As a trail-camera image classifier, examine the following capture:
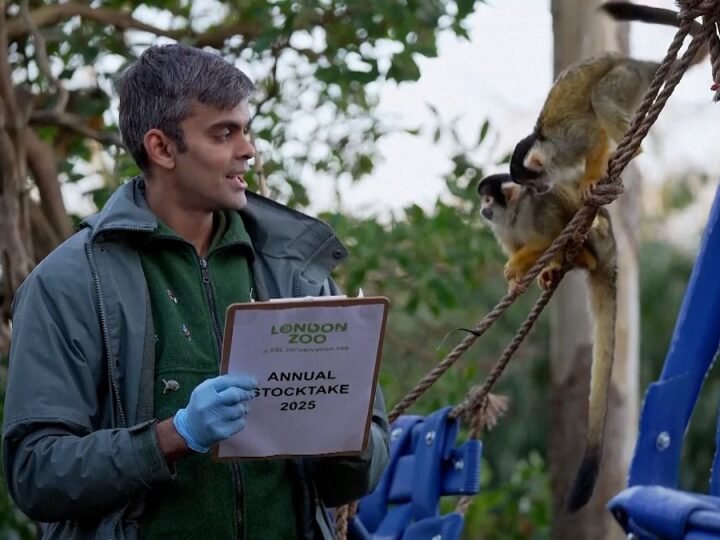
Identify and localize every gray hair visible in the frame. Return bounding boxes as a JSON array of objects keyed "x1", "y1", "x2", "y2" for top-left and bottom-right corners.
[{"x1": 117, "y1": 44, "x2": 255, "y2": 171}]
